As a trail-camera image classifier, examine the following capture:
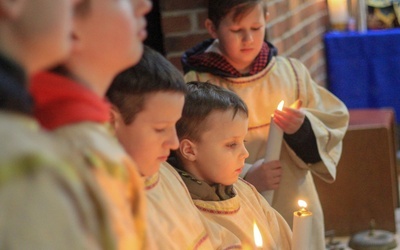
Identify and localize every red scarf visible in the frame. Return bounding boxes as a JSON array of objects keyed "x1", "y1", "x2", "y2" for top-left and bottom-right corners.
[
  {"x1": 187, "y1": 42, "x2": 270, "y2": 77},
  {"x1": 30, "y1": 72, "x2": 110, "y2": 130}
]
